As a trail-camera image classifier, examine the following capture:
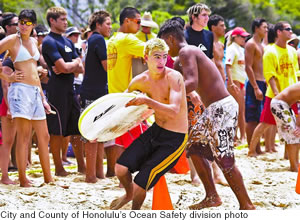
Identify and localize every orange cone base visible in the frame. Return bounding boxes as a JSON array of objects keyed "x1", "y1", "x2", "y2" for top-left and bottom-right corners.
[
  {"x1": 152, "y1": 176, "x2": 173, "y2": 210},
  {"x1": 296, "y1": 164, "x2": 300, "y2": 194}
]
